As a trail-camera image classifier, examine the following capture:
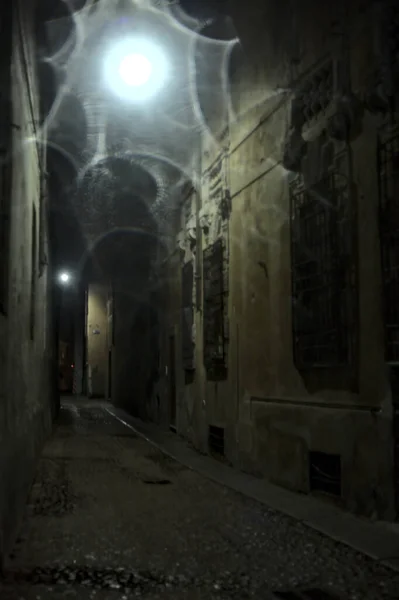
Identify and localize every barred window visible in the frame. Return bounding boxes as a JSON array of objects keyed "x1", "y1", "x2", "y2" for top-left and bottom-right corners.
[
  {"x1": 290, "y1": 172, "x2": 356, "y2": 368},
  {"x1": 38, "y1": 173, "x2": 48, "y2": 277},
  {"x1": 0, "y1": 152, "x2": 11, "y2": 315},
  {"x1": 182, "y1": 260, "x2": 194, "y2": 371},
  {"x1": 203, "y1": 239, "x2": 227, "y2": 378},
  {"x1": 379, "y1": 130, "x2": 399, "y2": 363},
  {"x1": 297, "y1": 61, "x2": 334, "y2": 124},
  {"x1": 30, "y1": 205, "x2": 37, "y2": 340},
  {"x1": 0, "y1": 6, "x2": 12, "y2": 314}
]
